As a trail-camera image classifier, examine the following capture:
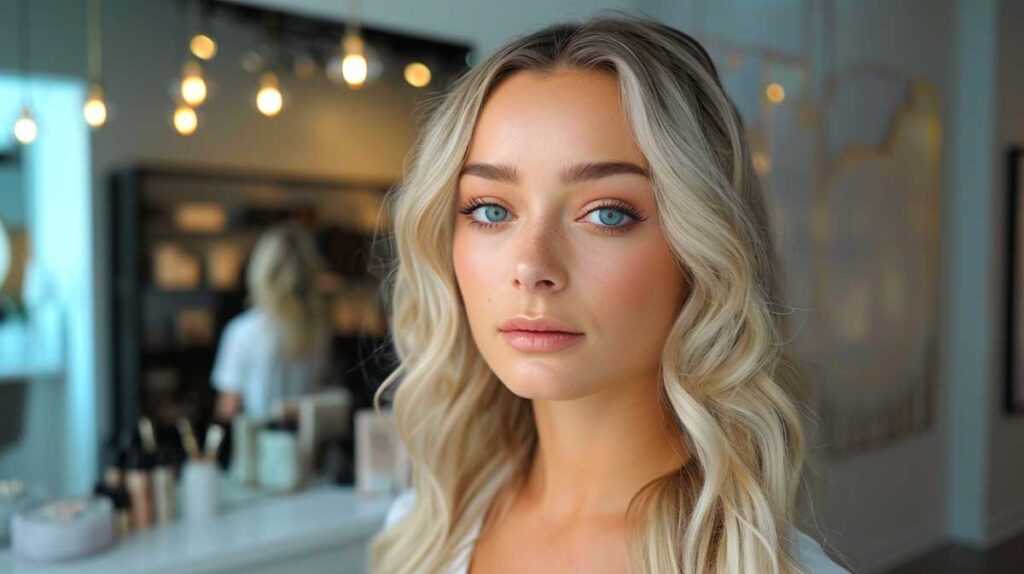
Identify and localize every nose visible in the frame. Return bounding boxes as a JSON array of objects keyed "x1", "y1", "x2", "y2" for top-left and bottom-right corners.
[{"x1": 511, "y1": 220, "x2": 568, "y2": 294}]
